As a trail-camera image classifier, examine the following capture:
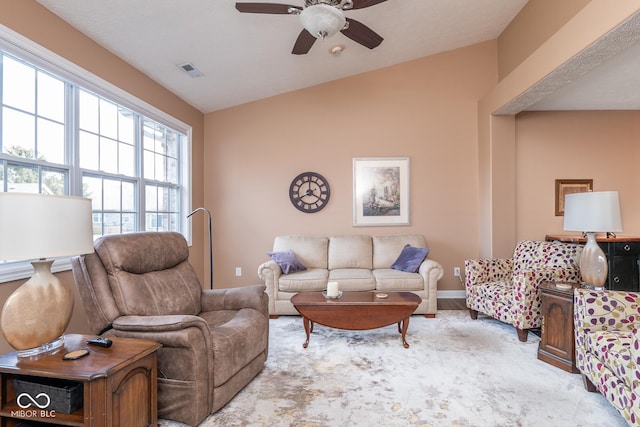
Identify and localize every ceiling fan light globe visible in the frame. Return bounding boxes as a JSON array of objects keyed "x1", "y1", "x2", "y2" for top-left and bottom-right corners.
[{"x1": 300, "y1": 4, "x2": 346, "y2": 40}]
